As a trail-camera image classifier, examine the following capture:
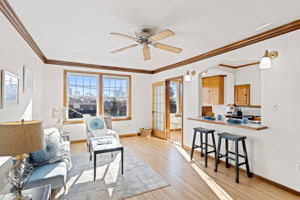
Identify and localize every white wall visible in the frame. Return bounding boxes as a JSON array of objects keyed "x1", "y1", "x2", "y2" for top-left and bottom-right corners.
[
  {"x1": 42, "y1": 65, "x2": 152, "y2": 141},
  {"x1": 0, "y1": 14, "x2": 44, "y2": 193},
  {"x1": 153, "y1": 30, "x2": 300, "y2": 191},
  {"x1": 235, "y1": 65, "x2": 261, "y2": 105}
]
